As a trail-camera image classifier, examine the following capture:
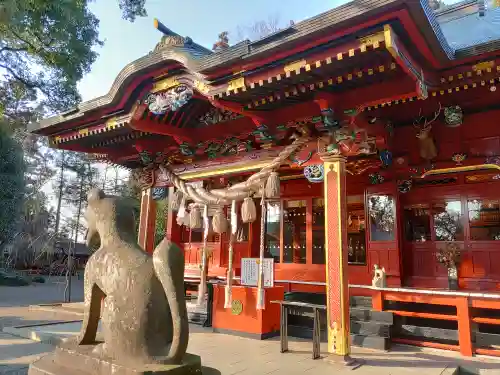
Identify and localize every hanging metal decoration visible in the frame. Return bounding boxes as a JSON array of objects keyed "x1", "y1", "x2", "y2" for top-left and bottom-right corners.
[
  {"x1": 152, "y1": 187, "x2": 168, "y2": 200},
  {"x1": 290, "y1": 151, "x2": 313, "y2": 166},
  {"x1": 397, "y1": 179, "x2": 412, "y2": 194},
  {"x1": 139, "y1": 150, "x2": 154, "y2": 165},
  {"x1": 452, "y1": 152, "x2": 467, "y2": 165},
  {"x1": 304, "y1": 164, "x2": 324, "y2": 183},
  {"x1": 444, "y1": 105, "x2": 463, "y2": 127},
  {"x1": 179, "y1": 142, "x2": 195, "y2": 157},
  {"x1": 145, "y1": 84, "x2": 193, "y2": 115},
  {"x1": 369, "y1": 172, "x2": 385, "y2": 185},
  {"x1": 321, "y1": 108, "x2": 340, "y2": 130},
  {"x1": 379, "y1": 149, "x2": 393, "y2": 168}
]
